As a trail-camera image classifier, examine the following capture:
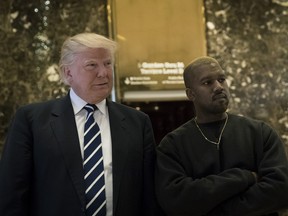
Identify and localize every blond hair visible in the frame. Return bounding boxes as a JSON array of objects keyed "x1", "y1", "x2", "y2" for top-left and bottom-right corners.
[{"x1": 59, "y1": 33, "x2": 117, "y2": 84}]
